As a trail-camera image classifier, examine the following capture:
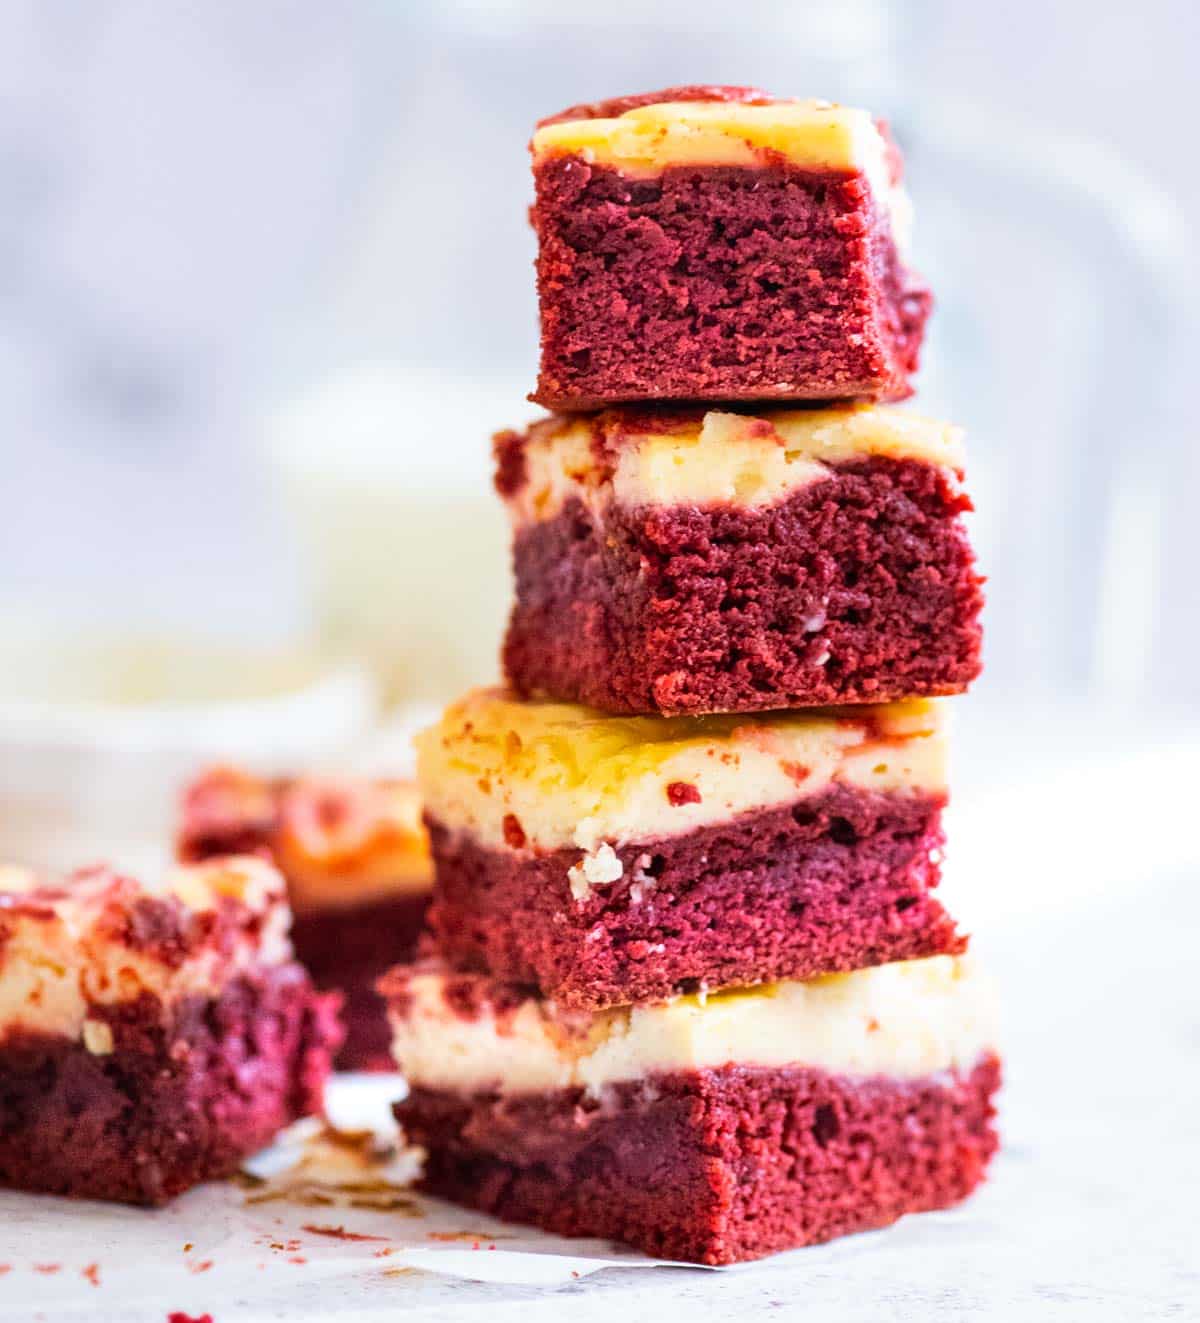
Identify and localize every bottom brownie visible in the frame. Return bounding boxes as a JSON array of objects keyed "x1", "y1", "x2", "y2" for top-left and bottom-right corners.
[
  {"x1": 400, "y1": 1056, "x2": 999, "y2": 1265},
  {"x1": 293, "y1": 893, "x2": 429, "y2": 1071},
  {"x1": 0, "y1": 965, "x2": 341, "y2": 1205}
]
